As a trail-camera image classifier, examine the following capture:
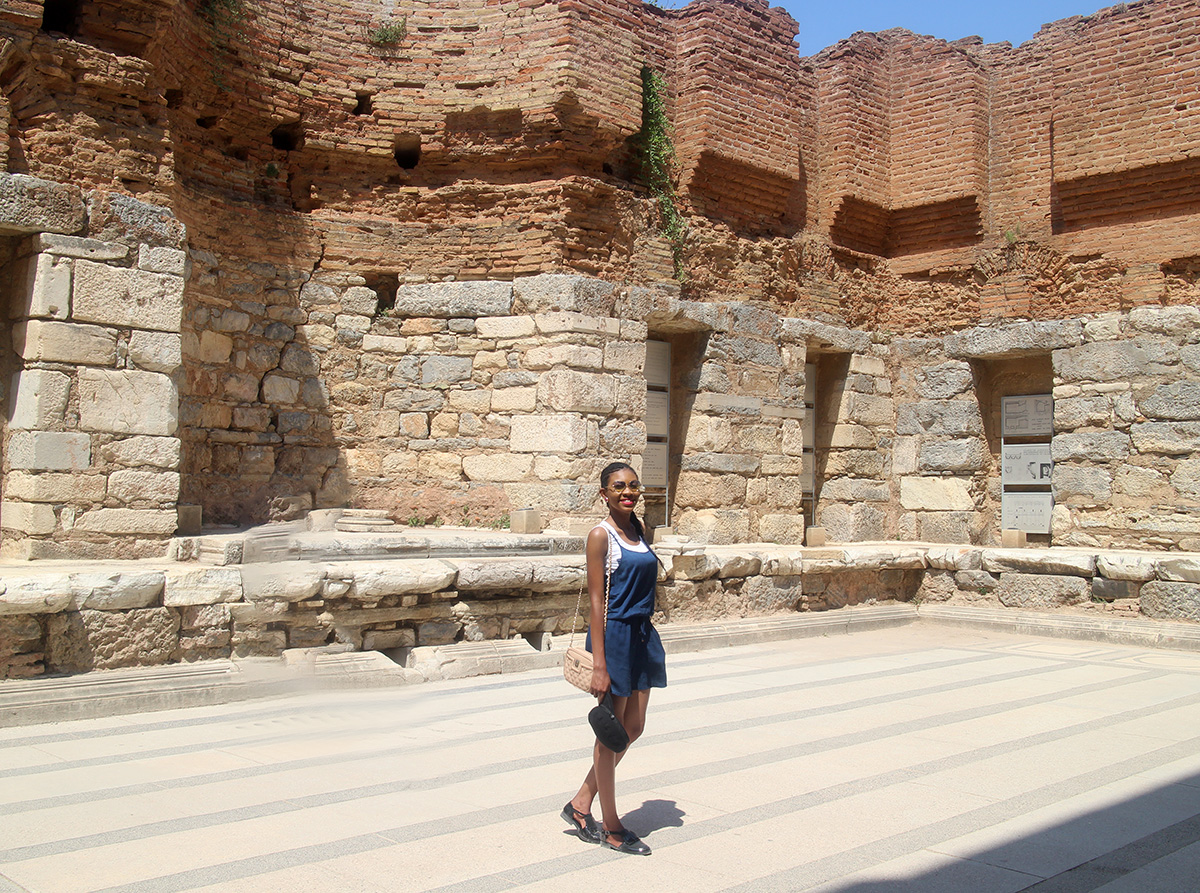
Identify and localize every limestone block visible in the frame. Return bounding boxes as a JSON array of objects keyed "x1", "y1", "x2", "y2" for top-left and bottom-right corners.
[
  {"x1": 0, "y1": 172, "x2": 86, "y2": 235},
  {"x1": 1171, "y1": 459, "x2": 1200, "y2": 500},
  {"x1": 1138, "y1": 381, "x2": 1200, "y2": 421},
  {"x1": 759, "y1": 513, "x2": 806, "y2": 544},
  {"x1": 352, "y1": 560, "x2": 457, "y2": 598},
  {"x1": 675, "y1": 472, "x2": 747, "y2": 508},
  {"x1": 101, "y1": 435, "x2": 181, "y2": 469},
  {"x1": 1052, "y1": 466, "x2": 1112, "y2": 504},
  {"x1": 820, "y1": 478, "x2": 890, "y2": 502},
  {"x1": 536, "y1": 369, "x2": 615, "y2": 414},
  {"x1": 1130, "y1": 421, "x2": 1200, "y2": 456},
  {"x1": 298, "y1": 323, "x2": 336, "y2": 347},
  {"x1": 394, "y1": 281, "x2": 512, "y2": 318},
  {"x1": 981, "y1": 549, "x2": 1095, "y2": 577},
  {"x1": 925, "y1": 545, "x2": 981, "y2": 571},
  {"x1": 1, "y1": 502, "x2": 56, "y2": 534},
  {"x1": 0, "y1": 571, "x2": 73, "y2": 615},
  {"x1": 362, "y1": 333, "x2": 408, "y2": 354},
  {"x1": 841, "y1": 393, "x2": 894, "y2": 427},
  {"x1": 417, "y1": 451, "x2": 463, "y2": 480},
  {"x1": 197, "y1": 330, "x2": 233, "y2": 364},
  {"x1": 916, "y1": 361, "x2": 973, "y2": 399},
  {"x1": 261, "y1": 373, "x2": 300, "y2": 404},
  {"x1": 475, "y1": 316, "x2": 535, "y2": 339},
  {"x1": 74, "y1": 508, "x2": 178, "y2": 535},
  {"x1": 79, "y1": 369, "x2": 178, "y2": 435},
  {"x1": 512, "y1": 274, "x2": 618, "y2": 316},
  {"x1": 108, "y1": 469, "x2": 181, "y2": 504},
  {"x1": 899, "y1": 477, "x2": 973, "y2": 511},
  {"x1": 472, "y1": 350, "x2": 507, "y2": 371},
  {"x1": 137, "y1": 245, "x2": 187, "y2": 275},
  {"x1": 681, "y1": 452, "x2": 760, "y2": 474},
  {"x1": 1051, "y1": 431, "x2": 1130, "y2": 462},
  {"x1": 12, "y1": 319, "x2": 117, "y2": 365},
  {"x1": 492, "y1": 370, "x2": 538, "y2": 388},
  {"x1": 363, "y1": 628, "x2": 417, "y2": 651},
  {"x1": 241, "y1": 562, "x2": 325, "y2": 602},
  {"x1": 534, "y1": 311, "x2": 618, "y2": 337},
  {"x1": 340, "y1": 286, "x2": 378, "y2": 316},
  {"x1": 917, "y1": 511, "x2": 974, "y2": 543},
  {"x1": 918, "y1": 439, "x2": 987, "y2": 473},
  {"x1": 398, "y1": 413, "x2": 429, "y2": 438},
  {"x1": 674, "y1": 508, "x2": 750, "y2": 545},
  {"x1": 1092, "y1": 578, "x2": 1140, "y2": 602},
  {"x1": 996, "y1": 572, "x2": 1090, "y2": 608},
  {"x1": 604, "y1": 342, "x2": 645, "y2": 375},
  {"x1": 523, "y1": 344, "x2": 604, "y2": 371},
  {"x1": 504, "y1": 481, "x2": 594, "y2": 514},
  {"x1": 1139, "y1": 581, "x2": 1200, "y2": 622},
  {"x1": 129, "y1": 331, "x2": 182, "y2": 373},
  {"x1": 162, "y1": 567, "x2": 244, "y2": 606},
  {"x1": 447, "y1": 389, "x2": 490, "y2": 414},
  {"x1": 9, "y1": 369, "x2": 70, "y2": 430},
  {"x1": 4, "y1": 471, "x2": 105, "y2": 503},
  {"x1": 849, "y1": 354, "x2": 887, "y2": 376},
  {"x1": 420, "y1": 356, "x2": 473, "y2": 387},
  {"x1": 818, "y1": 503, "x2": 887, "y2": 541},
  {"x1": 944, "y1": 319, "x2": 1082, "y2": 359},
  {"x1": 70, "y1": 571, "x2": 164, "y2": 610},
  {"x1": 455, "y1": 559, "x2": 535, "y2": 590},
  {"x1": 511, "y1": 414, "x2": 588, "y2": 453},
  {"x1": 896, "y1": 401, "x2": 983, "y2": 437},
  {"x1": 1096, "y1": 554, "x2": 1157, "y2": 582},
  {"x1": 35, "y1": 233, "x2": 128, "y2": 261},
  {"x1": 335, "y1": 314, "x2": 371, "y2": 335},
  {"x1": 1001, "y1": 528, "x2": 1027, "y2": 548},
  {"x1": 780, "y1": 318, "x2": 871, "y2": 352},
  {"x1": 6, "y1": 431, "x2": 90, "y2": 471},
  {"x1": 1158, "y1": 557, "x2": 1200, "y2": 584},
  {"x1": 16, "y1": 253, "x2": 71, "y2": 320},
  {"x1": 760, "y1": 454, "x2": 805, "y2": 475},
  {"x1": 463, "y1": 453, "x2": 533, "y2": 482},
  {"x1": 1128, "y1": 305, "x2": 1200, "y2": 335},
  {"x1": 1055, "y1": 339, "x2": 1177, "y2": 383},
  {"x1": 510, "y1": 508, "x2": 542, "y2": 535},
  {"x1": 46, "y1": 607, "x2": 179, "y2": 672},
  {"x1": 828, "y1": 424, "x2": 877, "y2": 449},
  {"x1": 684, "y1": 416, "x2": 733, "y2": 452},
  {"x1": 73, "y1": 260, "x2": 183, "y2": 332},
  {"x1": 1054, "y1": 396, "x2": 1111, "y2": 430},
  {"x1": 692, "y1": 394, "x2": 762, "y2": 416},
  {"x1": 491, "y1": 387, "x2": 537, "y2": 412}
]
